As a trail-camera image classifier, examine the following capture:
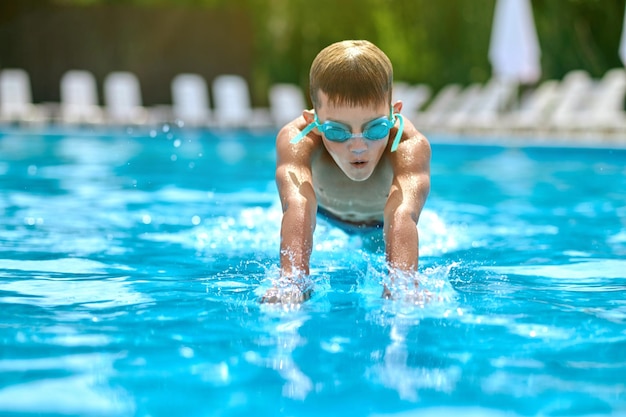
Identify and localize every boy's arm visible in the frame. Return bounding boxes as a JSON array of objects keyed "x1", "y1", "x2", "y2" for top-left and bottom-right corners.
[
  {"x1": 276, "y1": 125, "x2": 317, "y2": 277},
  {"x1": 262, "y1": 120, "x2": 318, "y2": 303},
  {"x1": 383, "y1": 119, "x2": 431, "y2": 274}
]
